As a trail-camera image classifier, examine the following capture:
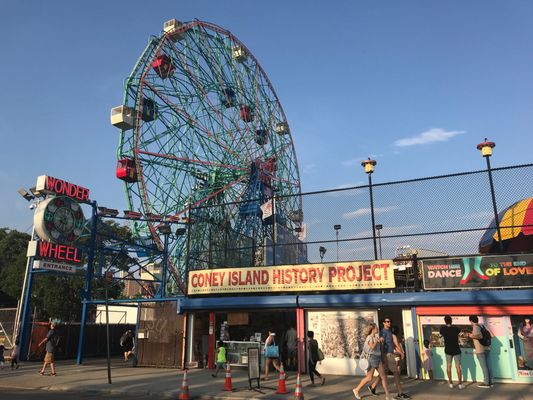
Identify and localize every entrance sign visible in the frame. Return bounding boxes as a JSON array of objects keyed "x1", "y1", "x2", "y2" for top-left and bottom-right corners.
[
  {"x1": 422, "y1": 254, "x2": 533, "y2": 290},
  {"x1": 188, "y1": 260, "x2": 395, "y2": 295},
  {"x1": 34, "y1": 259, "x2": 79, "y2": 274}
]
